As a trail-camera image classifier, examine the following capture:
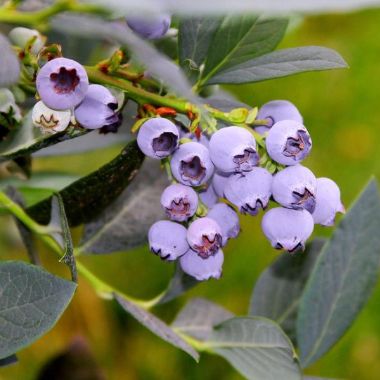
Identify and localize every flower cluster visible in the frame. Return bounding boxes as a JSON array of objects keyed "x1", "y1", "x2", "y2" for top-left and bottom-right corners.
[
  {"x1": 139, "y1": 100, "x2": 344, "y2": 281},
  {"x1": 32, "y1": 57, "x2": 122, "y2": 134}
]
